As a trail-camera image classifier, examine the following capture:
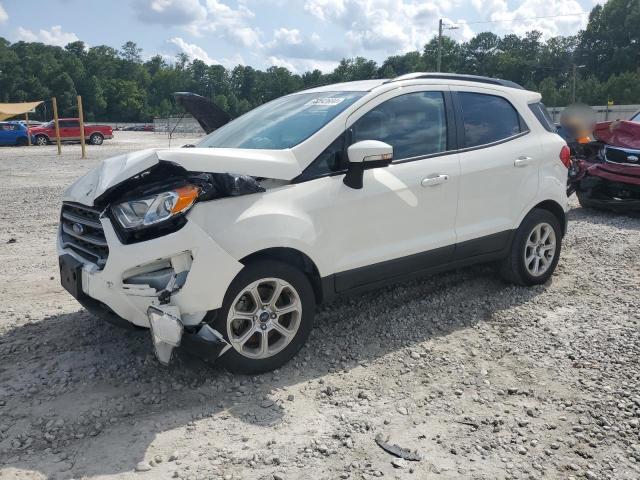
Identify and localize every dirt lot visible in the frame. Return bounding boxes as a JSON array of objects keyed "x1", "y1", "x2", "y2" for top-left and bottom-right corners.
[{"x1": 0, "y1": 132, "x2": 639, "y2": 480}]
